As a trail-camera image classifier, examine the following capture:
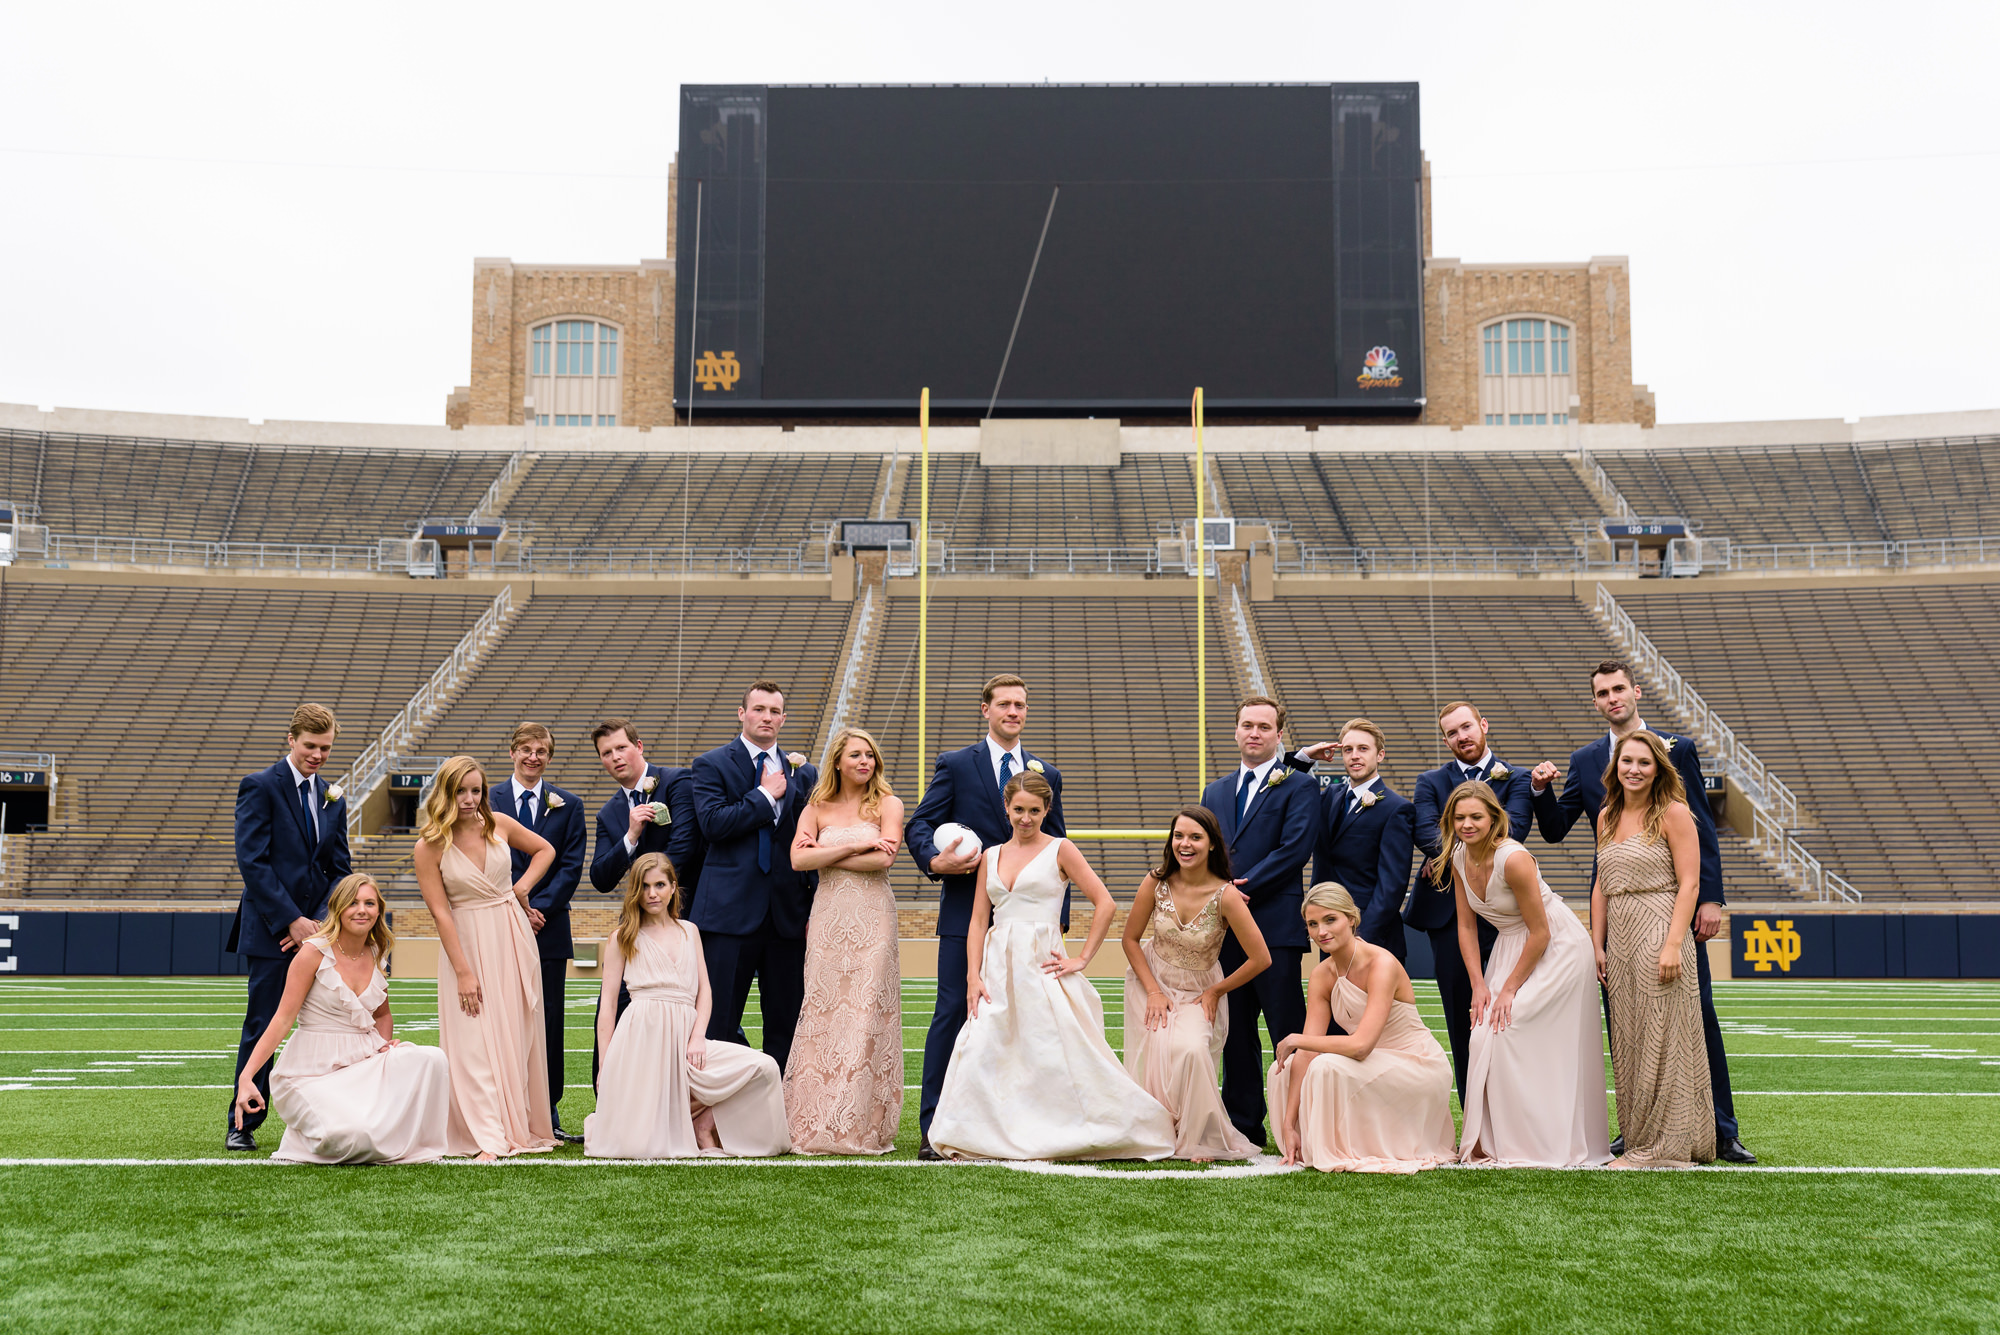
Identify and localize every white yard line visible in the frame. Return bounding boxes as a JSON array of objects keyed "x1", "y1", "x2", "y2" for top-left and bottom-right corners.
[{"x1": 0, "y1": 1156, "x2": 1993, "y2": 1177}]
